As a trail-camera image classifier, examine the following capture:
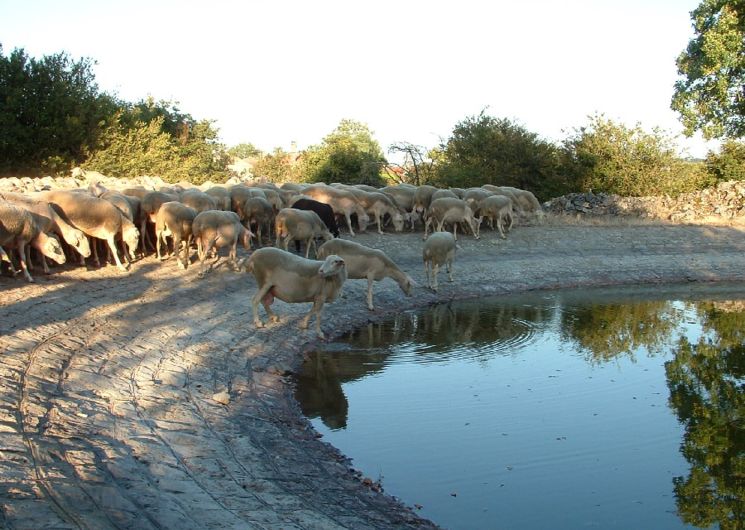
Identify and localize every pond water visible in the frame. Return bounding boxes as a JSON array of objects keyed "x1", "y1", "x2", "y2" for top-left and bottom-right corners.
[{"x1": 294, "y1": 284, "x2": 745, "y2": 530}]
